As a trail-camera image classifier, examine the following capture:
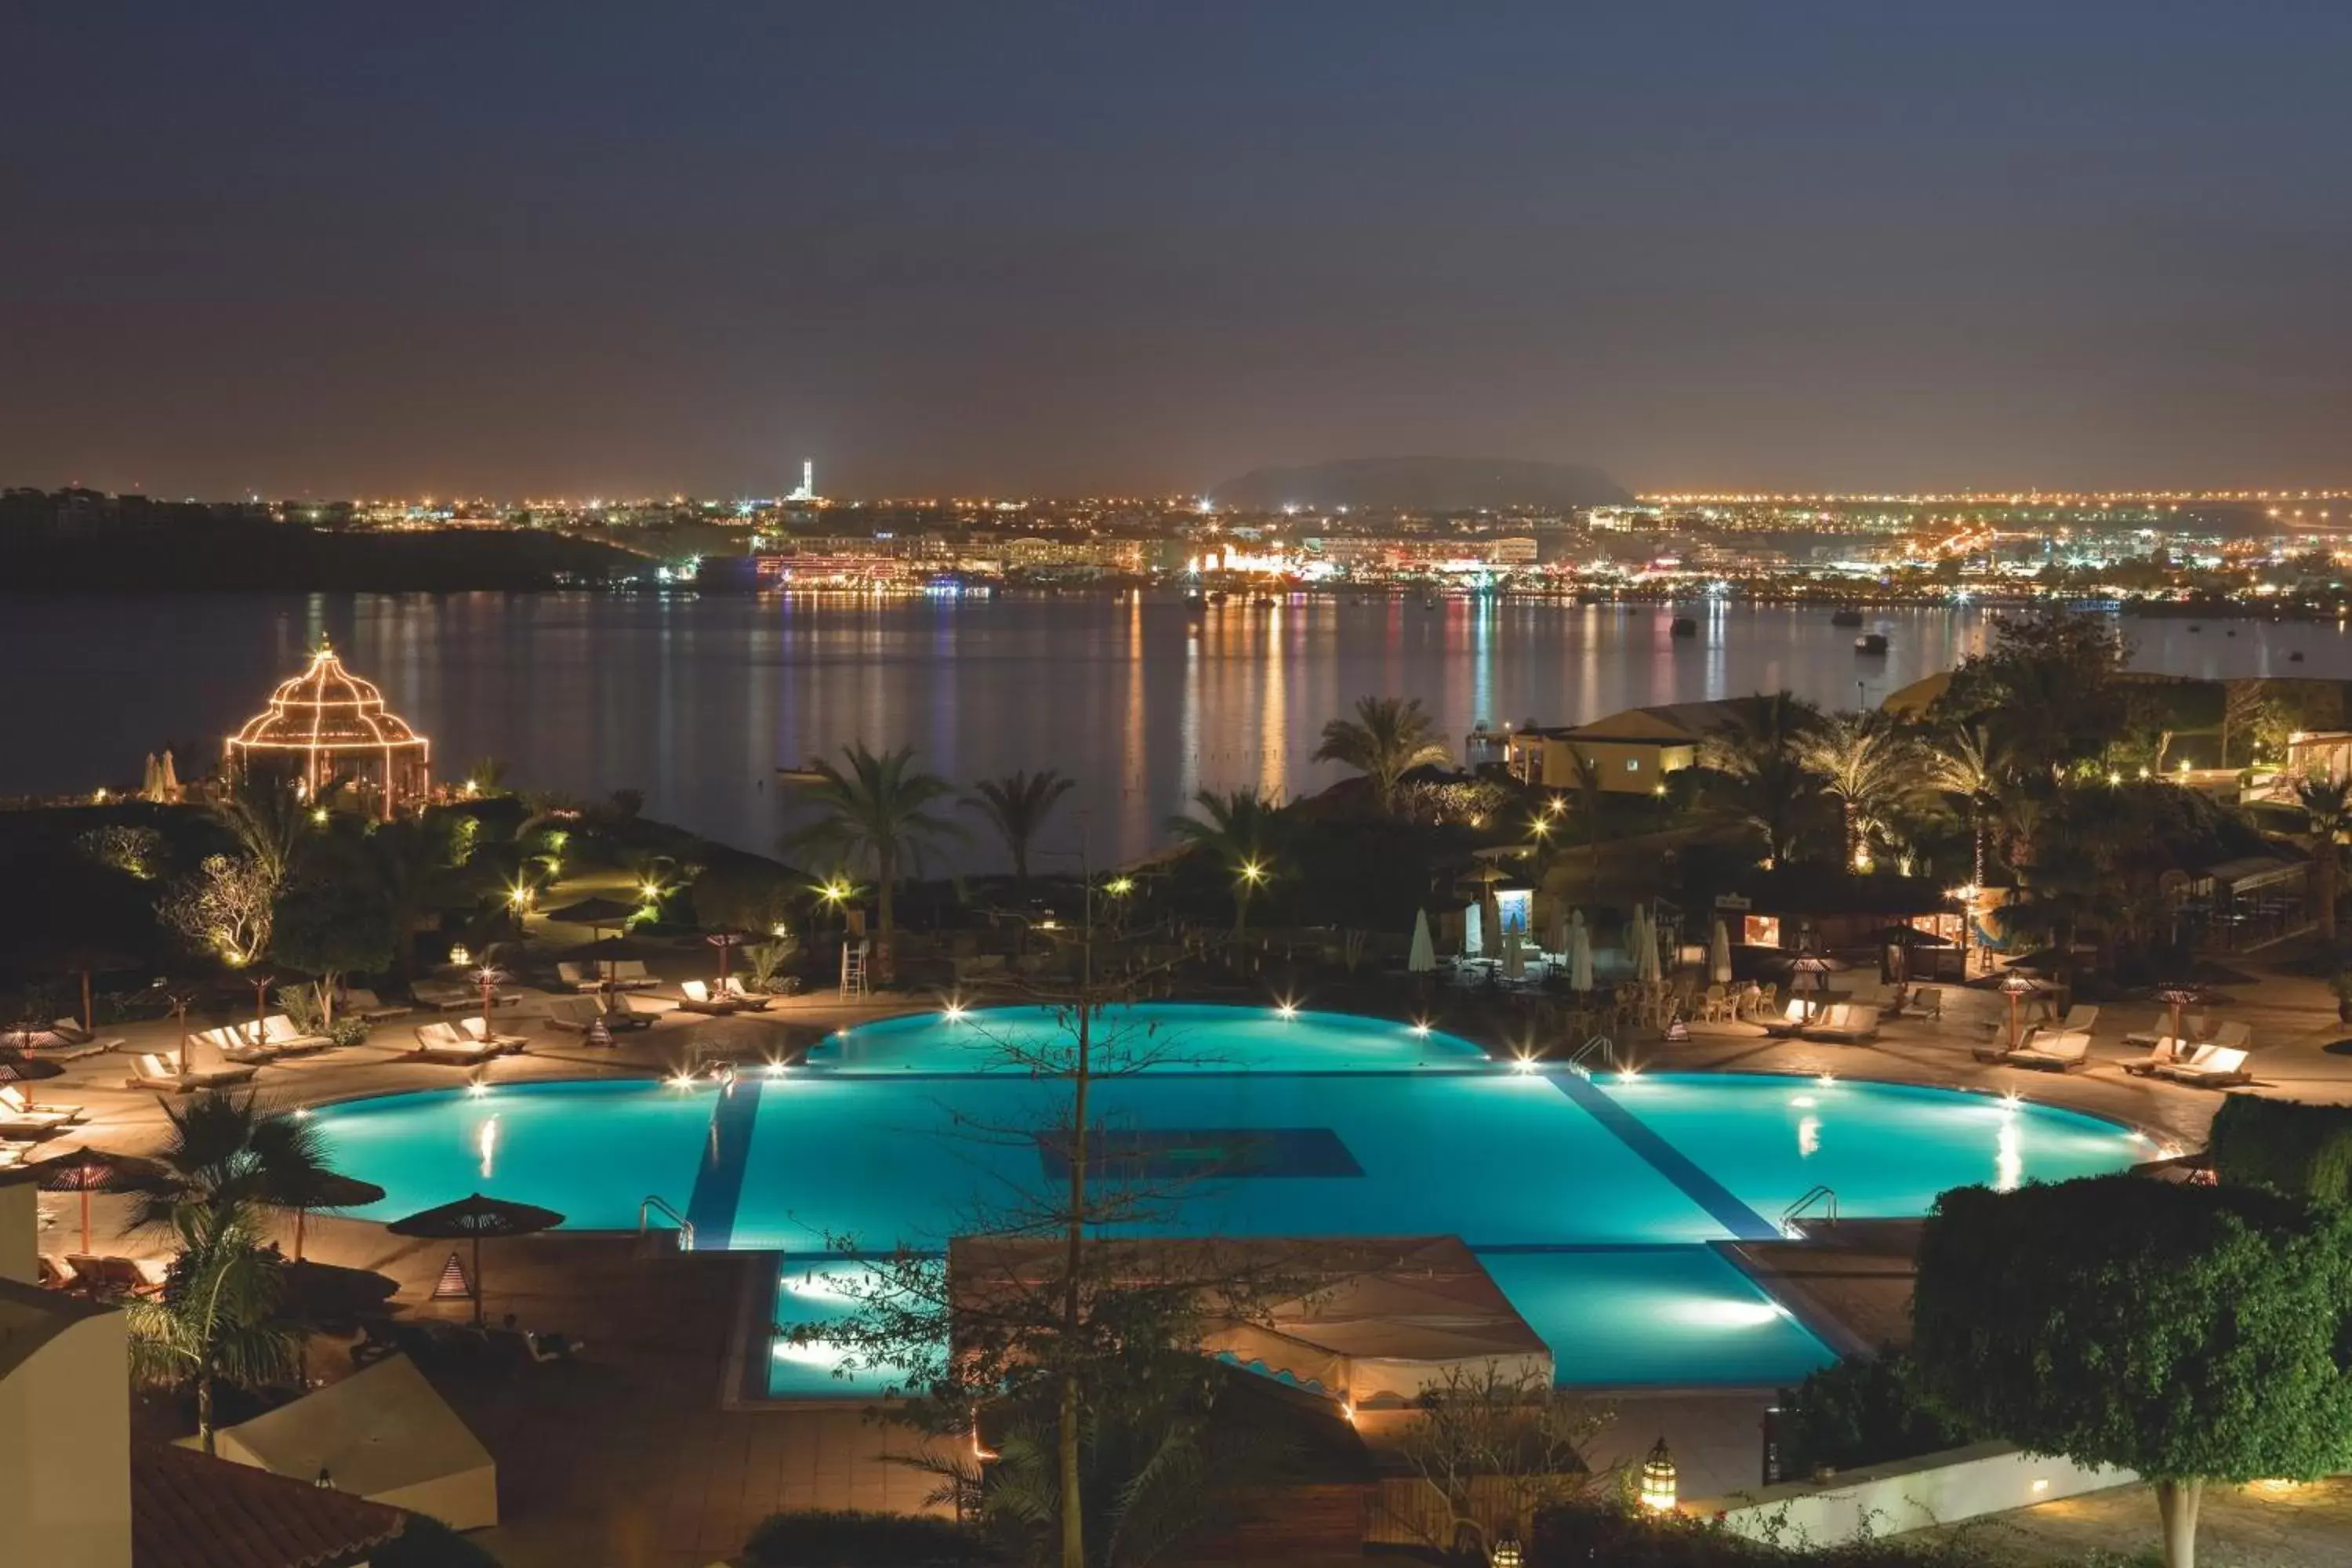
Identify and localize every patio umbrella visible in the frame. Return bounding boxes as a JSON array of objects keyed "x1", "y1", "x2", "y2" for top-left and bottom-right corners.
[
  {"x1": 0, "y1": 1053, "x2": 67, "y2": 1110},
  {"x1": 705, "y1": 929, "x2": 750, "y2": 987},
  {"x1": 143, "y1": 753, "x2": 161, "y2": 802},
  {"x1": 561, "y1": 935, "x2": 651, "y2": 993},
  {"x1": 1502, "y1": 931, "x2": 1526, "y2": 980},
  {"x1": 30, "y1": 1148, "x2": 169, "y2": 1255},
  {"x1": 279, "y1": 1259, "x2": 401, "y2": 1326},
  {"x1": 1463, "y1": 900, "x2": 1484, "y2": 958},
  {"x1": 385, "y1": 1192, "x2": 565, "y2": 1327},
  {"x1": 1569, "y1": 912, "x2": 1593, "y2": 994},
  {"x1": 278, "y1": 1170, "x2": 388, "y2": 1262},
  {"x1": 2154, "y1": 982, "x2": 2204, "y2": 1046},
  {"x1": 1545, "y1": 903, "x2": 1570, "y2": 957},
  {"x1": 542, "y1": 895, "x2": 641, "y2": 931},
  {"x1": 1789, "y1": 949, "x2": 1835, "y2": 1022},
  {"x1": 1406, "y1": 909, "x2": 1436, "y2": 974},
  {"x1": 1710, "y1": 920, "x2": 1733, "y2": 986},
  {"x1": 42, "y1": 945, "x2": 141, "y2": 1036},
  {"x1": 1634, "y1": 907, "x2": 1663, "y2": 985},
  {"x1": 158, "y1": 749, "x2": 179, "y2": 800}
]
